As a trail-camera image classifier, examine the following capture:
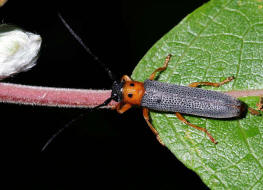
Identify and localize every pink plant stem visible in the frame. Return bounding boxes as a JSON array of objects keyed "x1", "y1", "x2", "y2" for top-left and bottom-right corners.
[
  {"x1": 0, "y1": 82, "x2": 117, "y2": 108},
  {"x1": 0, "y1": 82, "x2": 263, "y2": 108}
]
